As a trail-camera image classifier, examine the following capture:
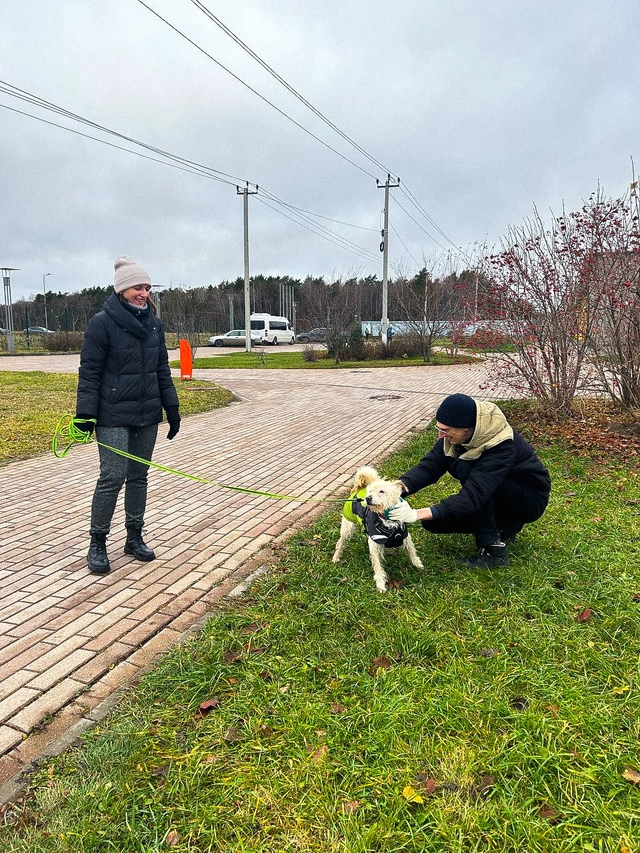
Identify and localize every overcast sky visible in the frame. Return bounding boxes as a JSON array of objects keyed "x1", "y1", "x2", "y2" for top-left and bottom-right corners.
[{"x1": 1, "y1": 0, "x2": 638, "y2": 300}]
